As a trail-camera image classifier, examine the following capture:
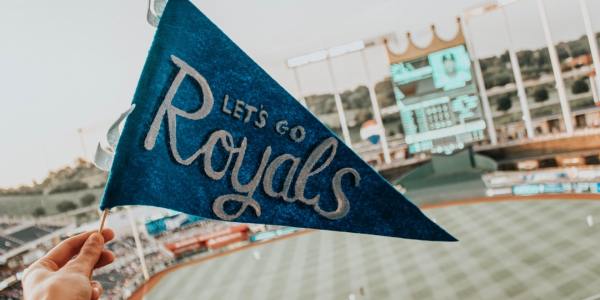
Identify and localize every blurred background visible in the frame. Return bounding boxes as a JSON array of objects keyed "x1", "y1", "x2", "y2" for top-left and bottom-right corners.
[{"x1": 2, "y1": 0, "x2": 600, "y2": 299}]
